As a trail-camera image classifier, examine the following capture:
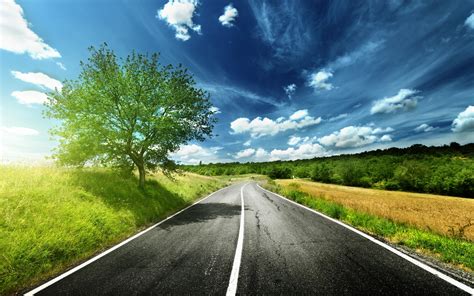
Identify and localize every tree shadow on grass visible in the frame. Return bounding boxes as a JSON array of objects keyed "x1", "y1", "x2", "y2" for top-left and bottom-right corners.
[{"x1": 66, "y1": 169, "x2": 191, "y2": 225}]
